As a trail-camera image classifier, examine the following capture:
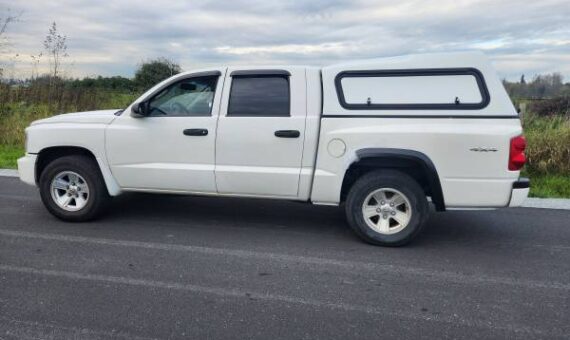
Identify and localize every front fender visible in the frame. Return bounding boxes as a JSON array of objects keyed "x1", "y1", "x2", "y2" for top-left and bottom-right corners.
[{"x1": 27, "y1": 123, "x2": 121, "y2": 196}]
